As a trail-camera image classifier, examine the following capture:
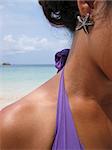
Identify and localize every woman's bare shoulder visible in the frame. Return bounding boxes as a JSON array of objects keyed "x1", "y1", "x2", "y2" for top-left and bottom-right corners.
[
  {"x1": 0, "y1": 72, "x2": 61, "y2": 149},
  {"x1": 1, "y1": 71, "x2": 60, "y2": 113}
]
